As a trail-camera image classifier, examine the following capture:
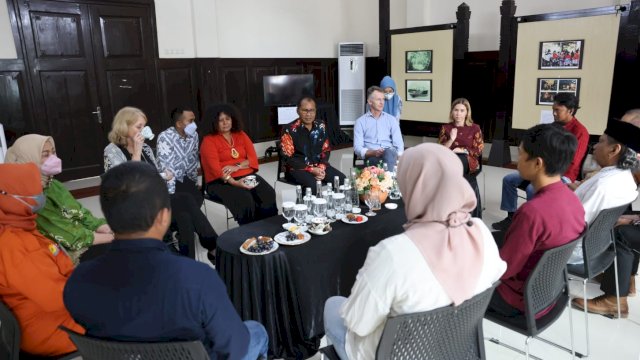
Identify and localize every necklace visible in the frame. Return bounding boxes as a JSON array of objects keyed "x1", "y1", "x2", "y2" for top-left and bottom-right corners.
[{"x1": 223, "y1": 133, "x2": 239, "y2": 159}]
